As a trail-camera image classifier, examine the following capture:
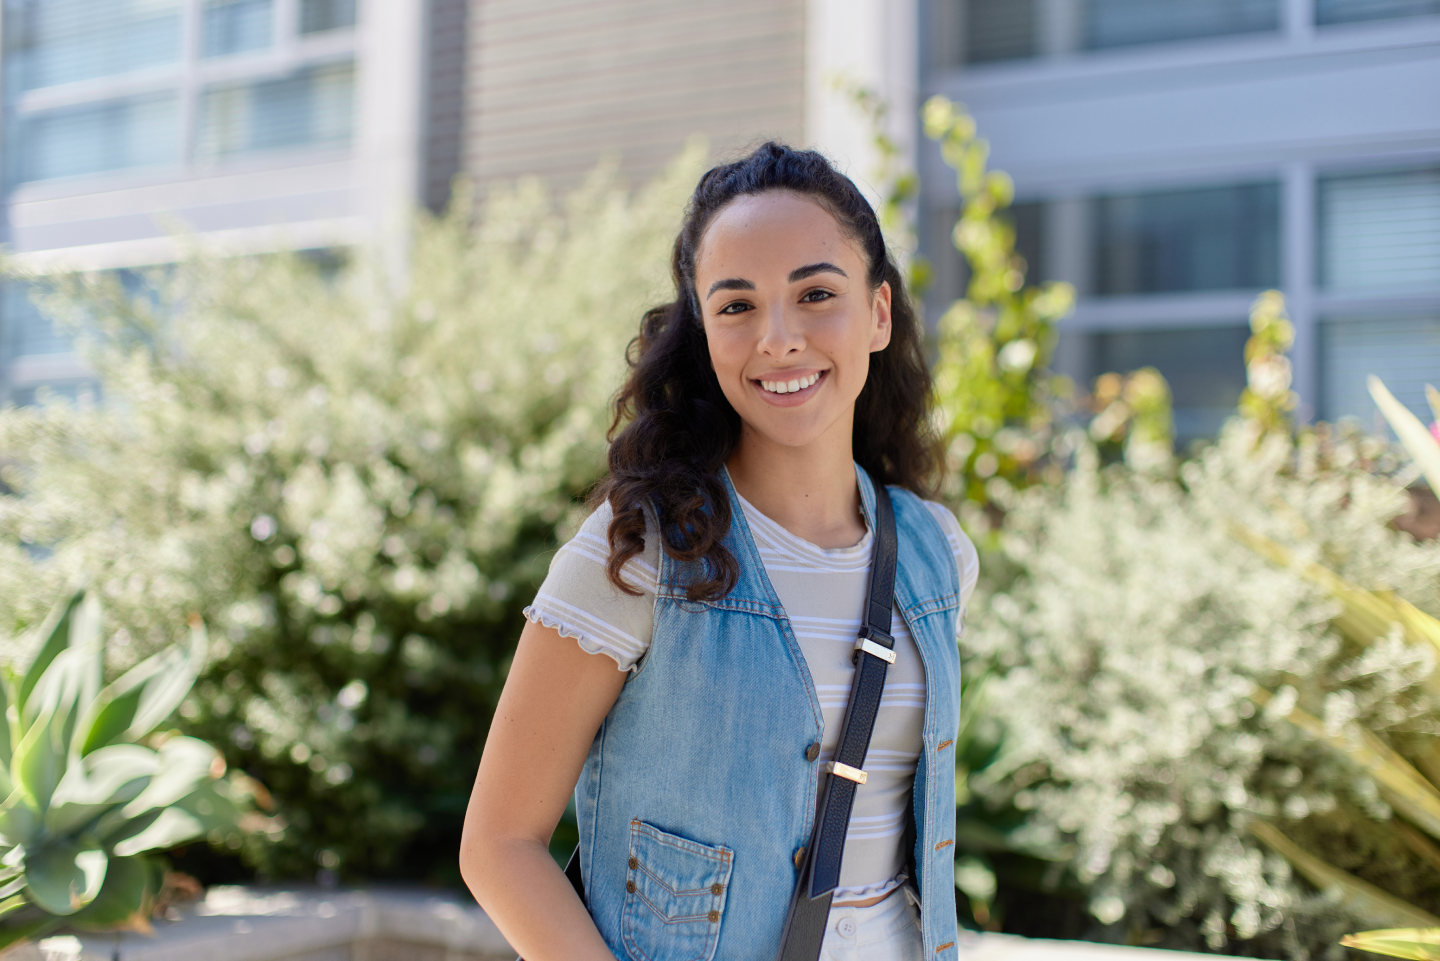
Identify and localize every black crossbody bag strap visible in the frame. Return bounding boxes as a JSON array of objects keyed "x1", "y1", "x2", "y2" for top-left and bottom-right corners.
[
  {"x1": 519, "y1": 486, "x2": 898, "y2": 961},
  {"x1": 775, "y1": 483, "x2": 899, "y2": 961}
]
